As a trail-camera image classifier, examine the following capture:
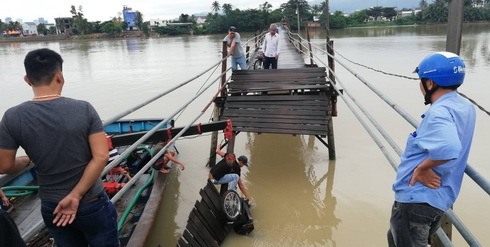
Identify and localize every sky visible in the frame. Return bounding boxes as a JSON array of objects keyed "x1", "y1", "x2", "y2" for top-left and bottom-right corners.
[{"x1": 1, "y1": 0, "x2": 424, "y2": 24}]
